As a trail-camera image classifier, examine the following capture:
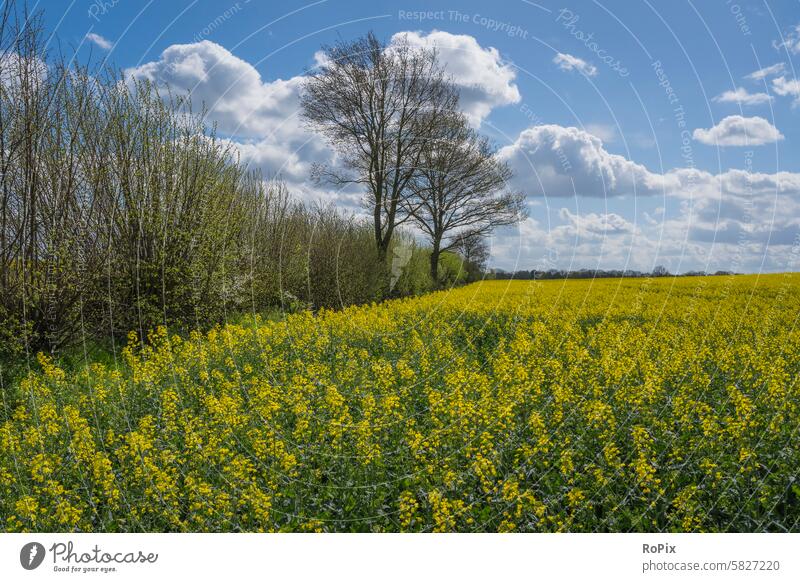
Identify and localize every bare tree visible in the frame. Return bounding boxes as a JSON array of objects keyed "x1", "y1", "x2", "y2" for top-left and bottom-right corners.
[
  {"x1": 300, "y1": 32, "x2": 458, "y2": 259},
  {"x1": 455, "y1": 229, "x2": 490, "y2": 281},
  {"x1": 409, "y1": 111, "x2": 525, "y2": 282}
]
